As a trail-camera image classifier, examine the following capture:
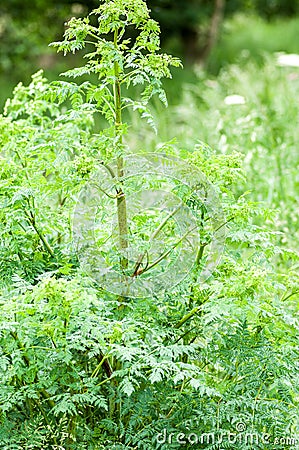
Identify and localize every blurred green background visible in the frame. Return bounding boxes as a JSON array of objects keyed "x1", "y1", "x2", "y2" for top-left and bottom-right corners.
[{"x1": 1, "y1": 0, "x2": 299, "y2": 108}]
